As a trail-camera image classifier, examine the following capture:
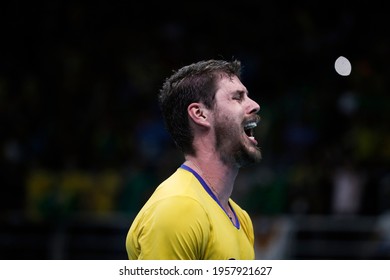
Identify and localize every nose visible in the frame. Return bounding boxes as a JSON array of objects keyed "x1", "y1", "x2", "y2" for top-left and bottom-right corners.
[{"x1": 248, "y1": 97, "x2": 260, "y2": 115}]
